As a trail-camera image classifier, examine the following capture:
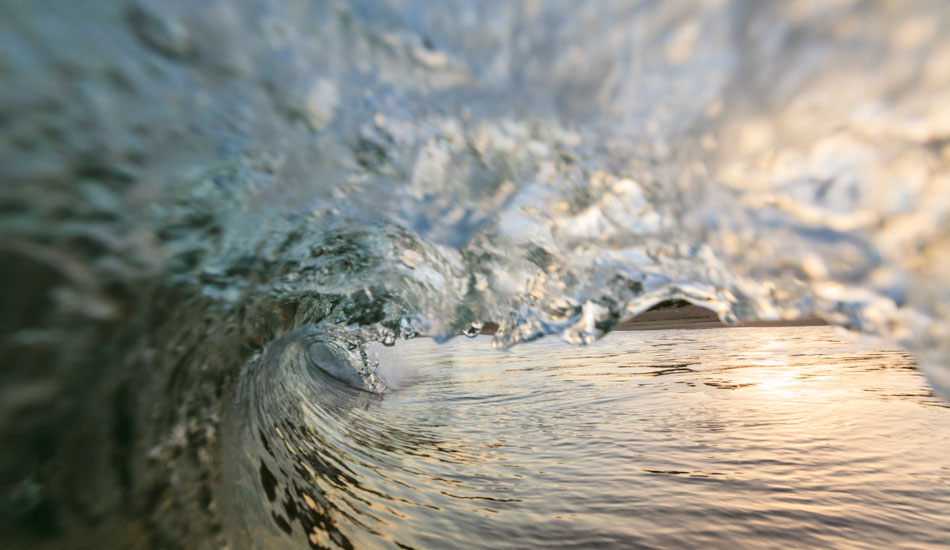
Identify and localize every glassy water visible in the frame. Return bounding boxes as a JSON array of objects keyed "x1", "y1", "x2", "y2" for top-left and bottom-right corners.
[
  {"x1": 221, "y1": 327, "x2": 949, "y2": 549},
  {"x1": 4, "y1": 2, "x2": 950, "y2": 547}
]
